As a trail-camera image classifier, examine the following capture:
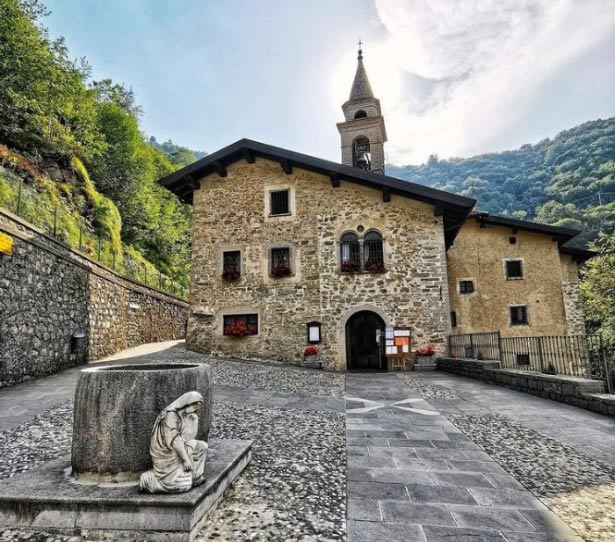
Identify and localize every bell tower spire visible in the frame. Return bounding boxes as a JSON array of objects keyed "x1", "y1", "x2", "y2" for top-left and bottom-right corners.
[{"x1": 337, "y1": 42, "x2": 387, "y2": 174}]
